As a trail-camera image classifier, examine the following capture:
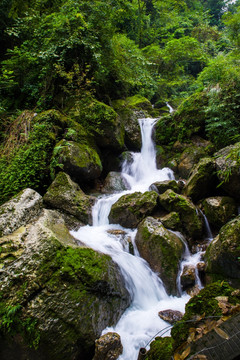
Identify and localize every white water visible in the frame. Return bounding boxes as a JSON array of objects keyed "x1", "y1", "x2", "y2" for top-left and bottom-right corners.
[{"x1": 71, "y1": 118, "x2": 190, "y2": 360}]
